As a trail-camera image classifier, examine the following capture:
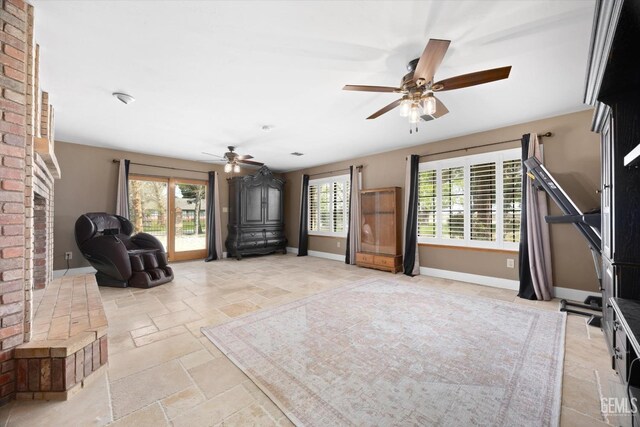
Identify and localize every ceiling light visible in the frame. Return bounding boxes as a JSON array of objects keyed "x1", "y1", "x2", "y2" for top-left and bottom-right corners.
[
  {"x1": 409, "y1": 105, "x2": 420, "y2": 124},
  {"x1": 112, "y1": 92, "x2": 135, "y2": 105},
  {"x1": 423, "y1": 93, "x2": 436, "y2": 115},
  {"x1": 224, "y1": 163, "x2": 232, "y2": 173},
  {"x1": 399, "y1": 100, "x2": 411, "y2": 117},
  {"x1": 233, "y1": 163, "x2": 241, "y2": 173}
]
